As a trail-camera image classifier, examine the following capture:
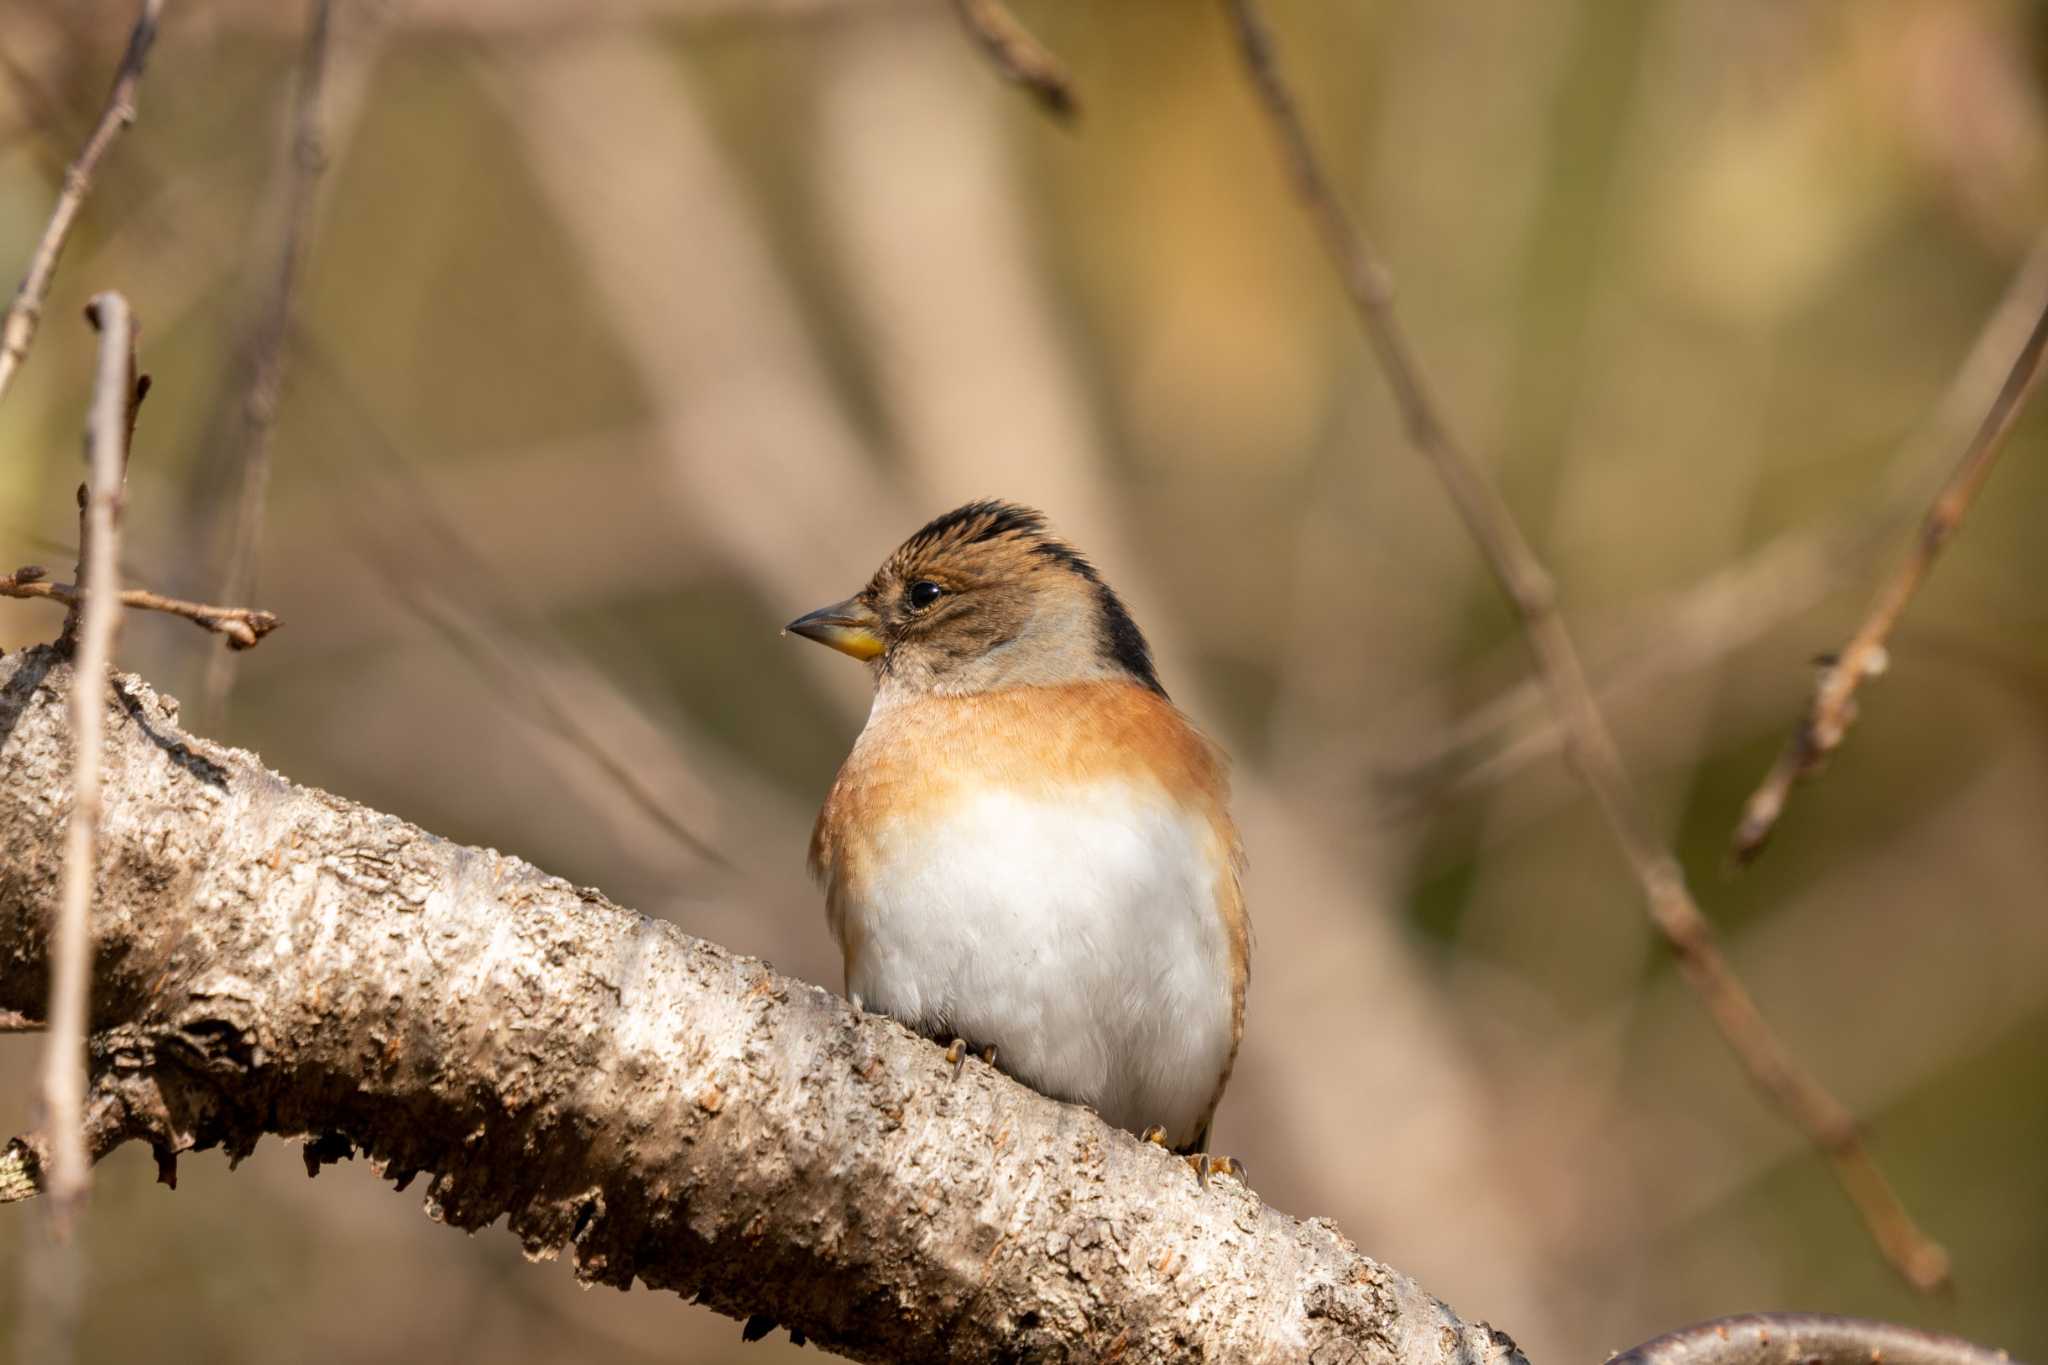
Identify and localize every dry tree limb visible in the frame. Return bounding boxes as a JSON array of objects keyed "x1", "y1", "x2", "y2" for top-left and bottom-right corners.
[
  {"x1": 1731, "y1": 297, "x2": 2048, "y2": 865},
  {"x1": 0, "y1": 649, "x2": 1525, "y2": 1365},
  {"x1": 199, "y1": 0, "x2": 333, "y2": 726},
  {"x1": 1603, "y1": 1314, "x2": 2014, "y2": 1365},
  {"x1": 39, "y1": 293, "x2": 134, "y2": 1234},
  {"x1": 0, "y1": 0, "x2": 164, "y2": 404},
  {"x1": 949, "y1": 0, "x2": 1077, "y2": 118},
  {"x1": 1218, "y1": 0, "x2": 1950, "y2": 1291},
  {"x1": 2, "y1": 567, "x2": 280, "y2": 649}
]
